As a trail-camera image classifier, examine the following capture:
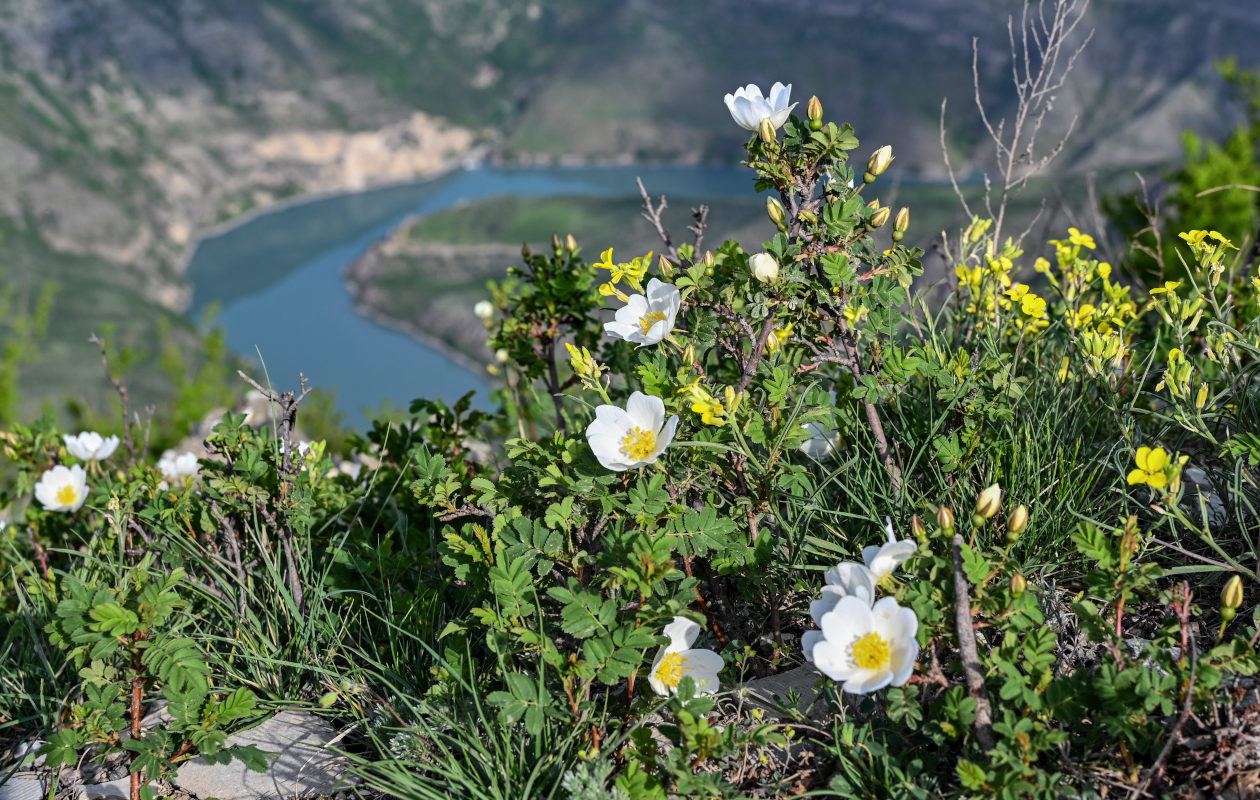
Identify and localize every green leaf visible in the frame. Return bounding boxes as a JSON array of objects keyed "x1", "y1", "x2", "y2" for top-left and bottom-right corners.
[{"x1": 956, "y1": 759, "x2": 987, "y2": 790}]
